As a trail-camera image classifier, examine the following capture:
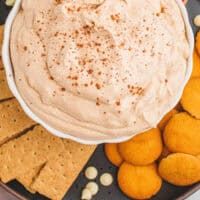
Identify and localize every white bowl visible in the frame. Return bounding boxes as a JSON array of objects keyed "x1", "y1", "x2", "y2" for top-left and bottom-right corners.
[{"x1": 2, "y1": 0, "x2": 194, "y2": 144}]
